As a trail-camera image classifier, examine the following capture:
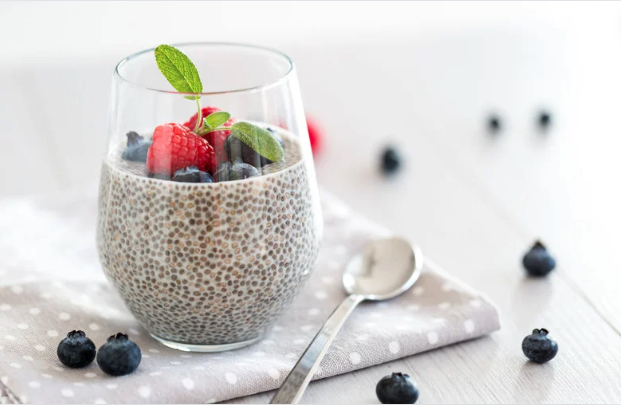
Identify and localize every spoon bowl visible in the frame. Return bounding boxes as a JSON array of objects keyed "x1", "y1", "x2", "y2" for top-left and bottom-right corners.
[{"x1": 343, "y1": 237, "x2": 423, "y2": 300}]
